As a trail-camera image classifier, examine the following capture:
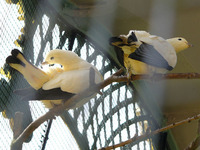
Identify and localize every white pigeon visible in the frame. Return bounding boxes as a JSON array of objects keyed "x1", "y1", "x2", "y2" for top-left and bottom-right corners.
[
  {"x1": 6, "y1": 49, "x2": 103, "y2": 109},
  {"x1": 109, "y1": 30, "x2": 191, "y2": 75}
]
